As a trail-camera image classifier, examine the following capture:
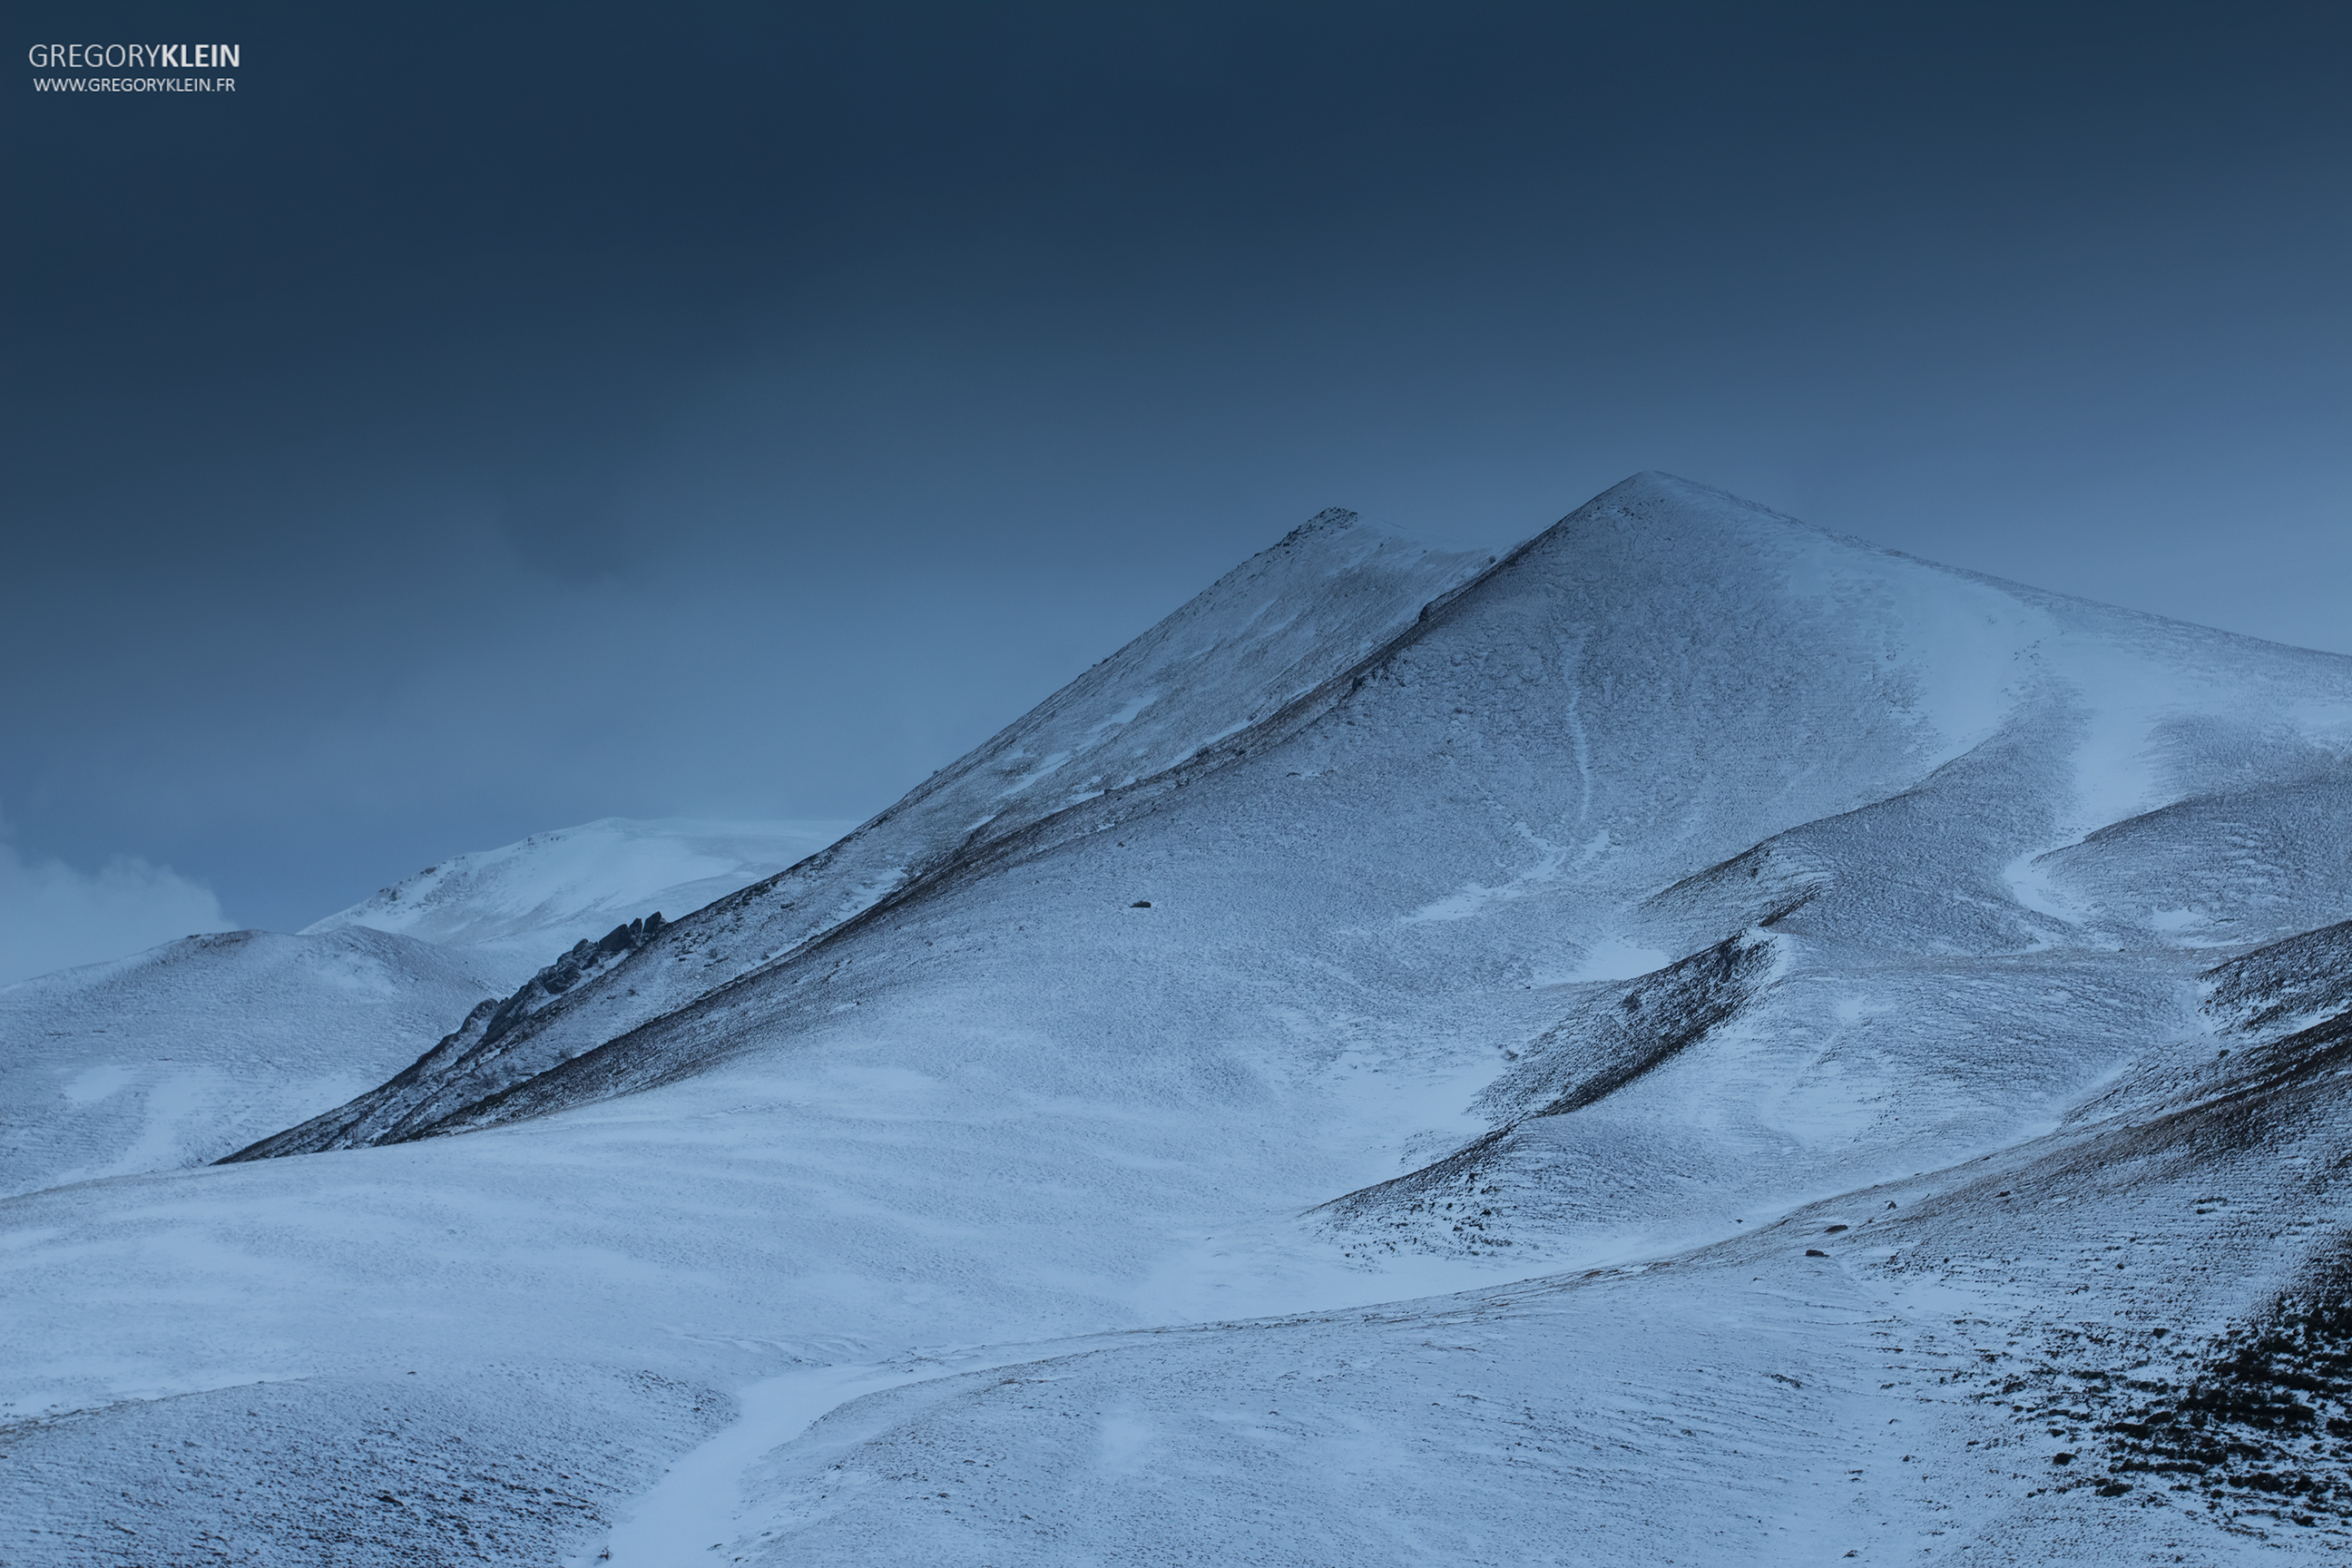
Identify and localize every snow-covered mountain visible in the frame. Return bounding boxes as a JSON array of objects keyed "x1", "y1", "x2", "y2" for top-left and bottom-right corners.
[
  {"x1": 7, "y1": 475, "x2": 2352, "y2": 1564},
  {"x1": 303, "y1": 816, "x2": 853, "y2": 987},
  {"x1": 234, "y1": 510, "x2": 1493, "y2": 1157},
  {"x1": 0, "y1": 927, "x2": 505, "y2": 1199},
  {"x1": 0, "y1": 818, "x2": 850, "y2": 1198}
]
